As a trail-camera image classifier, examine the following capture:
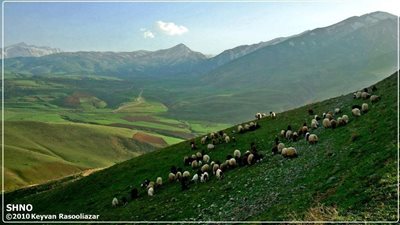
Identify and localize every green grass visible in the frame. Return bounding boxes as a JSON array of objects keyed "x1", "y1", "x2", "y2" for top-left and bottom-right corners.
[
  {"x1": 3, "y1": 121, "x2": 157, "y2": 191},
  {"x1": 5, "y1": 72, "x2": 397, "y2": 222}
]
